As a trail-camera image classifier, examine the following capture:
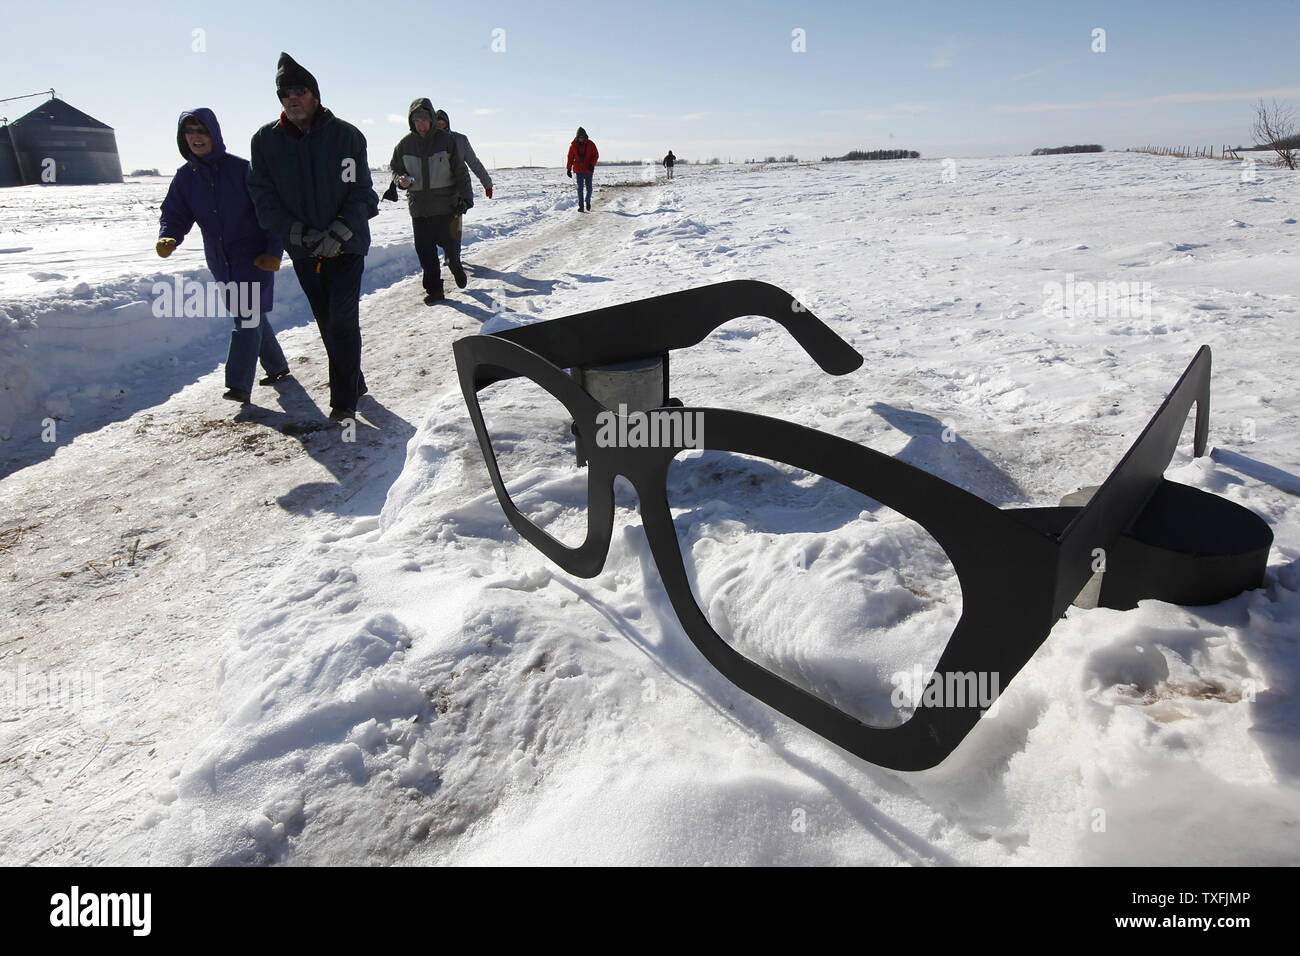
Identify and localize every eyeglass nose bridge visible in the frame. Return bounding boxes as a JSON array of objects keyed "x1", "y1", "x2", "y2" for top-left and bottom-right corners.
[{"x1": 568, "y1": 354, "x2": 675, "y2": 467}]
